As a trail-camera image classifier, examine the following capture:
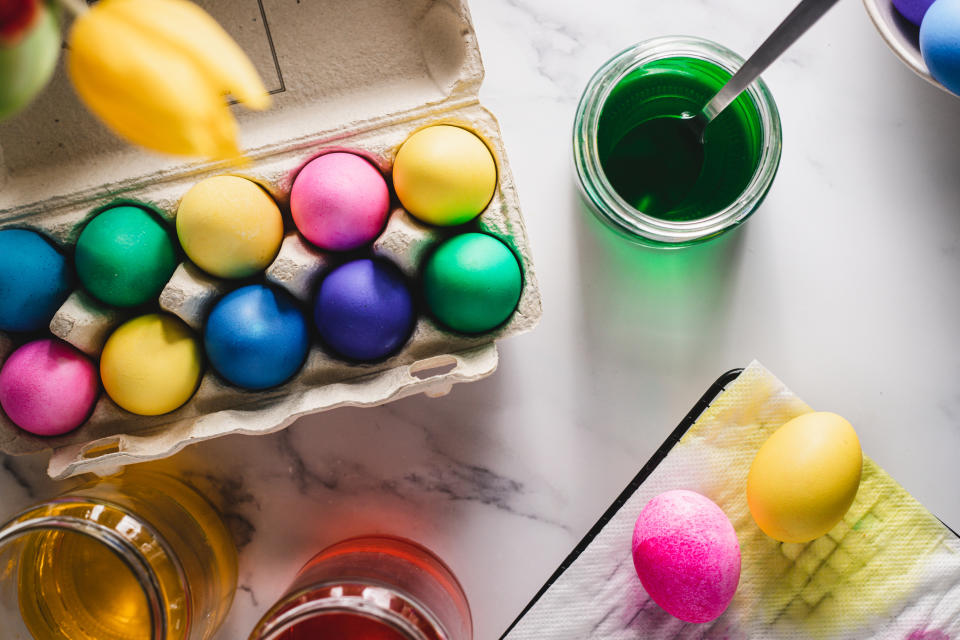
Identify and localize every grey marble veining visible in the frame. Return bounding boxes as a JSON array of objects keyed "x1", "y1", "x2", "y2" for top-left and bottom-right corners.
[{"x1": 2, "y1": 1, "x2": 960, "y2": 639}]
